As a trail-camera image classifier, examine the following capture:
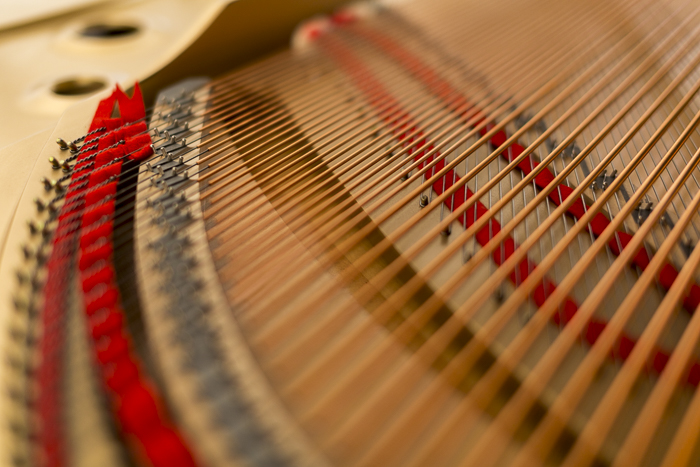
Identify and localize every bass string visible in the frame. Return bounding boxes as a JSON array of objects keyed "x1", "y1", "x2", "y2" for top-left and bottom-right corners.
[
  {"x1": 249, "y1": 2, "x2": 700, "y2": 460},
  {"x1": 200, "y1": 22, "x2": 688, "y2": 450},
  {"x1": 227, "y1": 0, "x2": 680, "y2": 370},
  {"x1": 200, "y1": 0, "x2": 644, "y2": 330},
  {"x1": 378, "y1": 23, "x2": 700, "y2": 467},
  {"x1": 212, "y1": 0, "x2": 656, "y2": 332},
  {"x1": 180, "y1": 11, "x2": 680, "y2": 467},
  {"x1": 340, "y1": 24, "x2": 700, "y2": 467}
]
